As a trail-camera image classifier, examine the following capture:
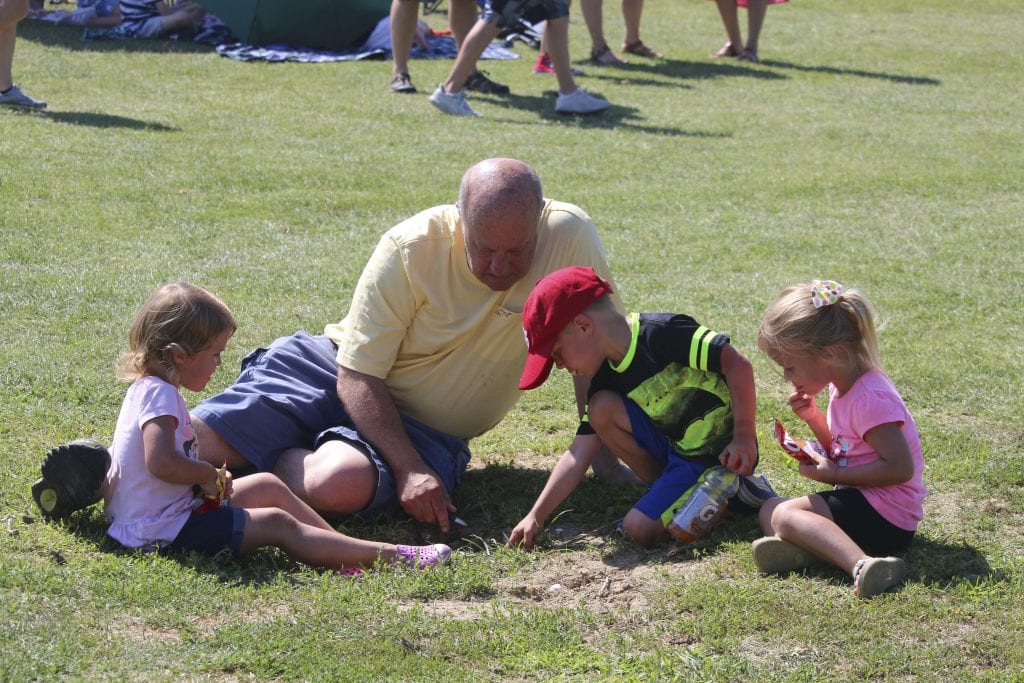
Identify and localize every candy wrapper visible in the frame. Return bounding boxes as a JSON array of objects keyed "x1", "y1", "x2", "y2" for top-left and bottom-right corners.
[
  {"x1": 773, "y1": 418, "x2": 827, "y2": 464},
  {"x1": 193, "y1": 461, "x2": 227, "y2": 515}
]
